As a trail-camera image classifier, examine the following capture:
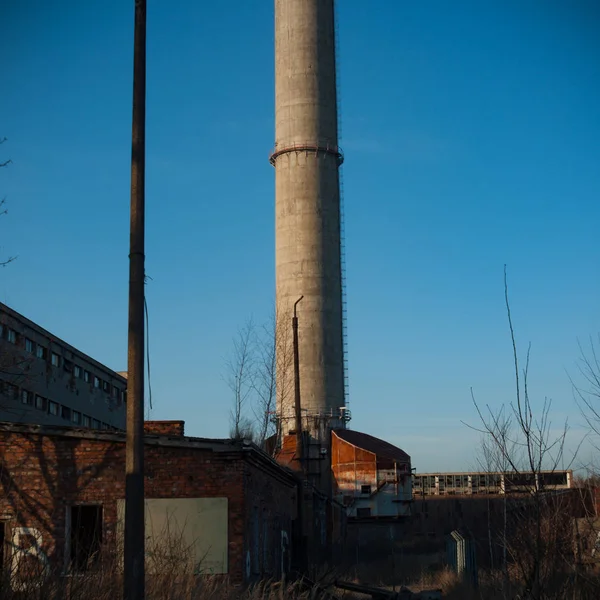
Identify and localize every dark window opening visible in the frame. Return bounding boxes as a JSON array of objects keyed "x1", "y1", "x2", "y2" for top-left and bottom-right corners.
[
  {"x1": 360, "y1": 485, "x2": 372, "y2": 495},
  {"x1": 61, "y1": 405, "x2": 71, "y2": 421},
  {"x1": 356, "y1": 507, "x2": 371, "y2": 518},
  {"x1": 70, "y1": 505, "x2": 102, "y2": 572}
]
